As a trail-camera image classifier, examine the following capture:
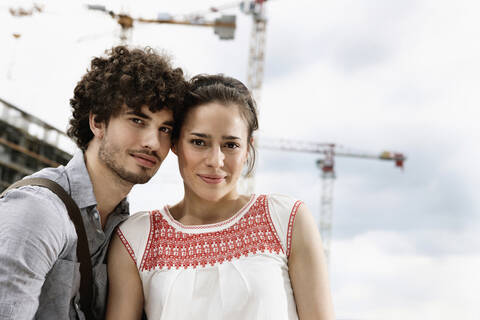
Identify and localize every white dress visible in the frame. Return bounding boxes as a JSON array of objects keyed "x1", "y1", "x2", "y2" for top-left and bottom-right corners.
[{"x1": 117, "y1": 194, "x2": 303, "y2": 320}]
